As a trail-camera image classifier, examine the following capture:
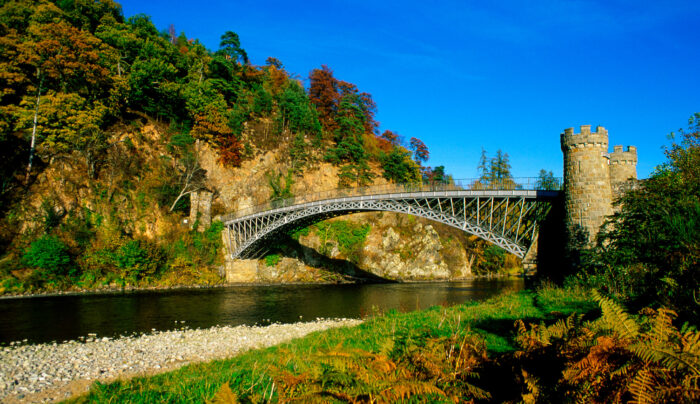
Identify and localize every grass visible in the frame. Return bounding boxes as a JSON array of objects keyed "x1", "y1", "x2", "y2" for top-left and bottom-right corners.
[{"x1": 68, "y1": 286, "x2": 595, "y2": 403}]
